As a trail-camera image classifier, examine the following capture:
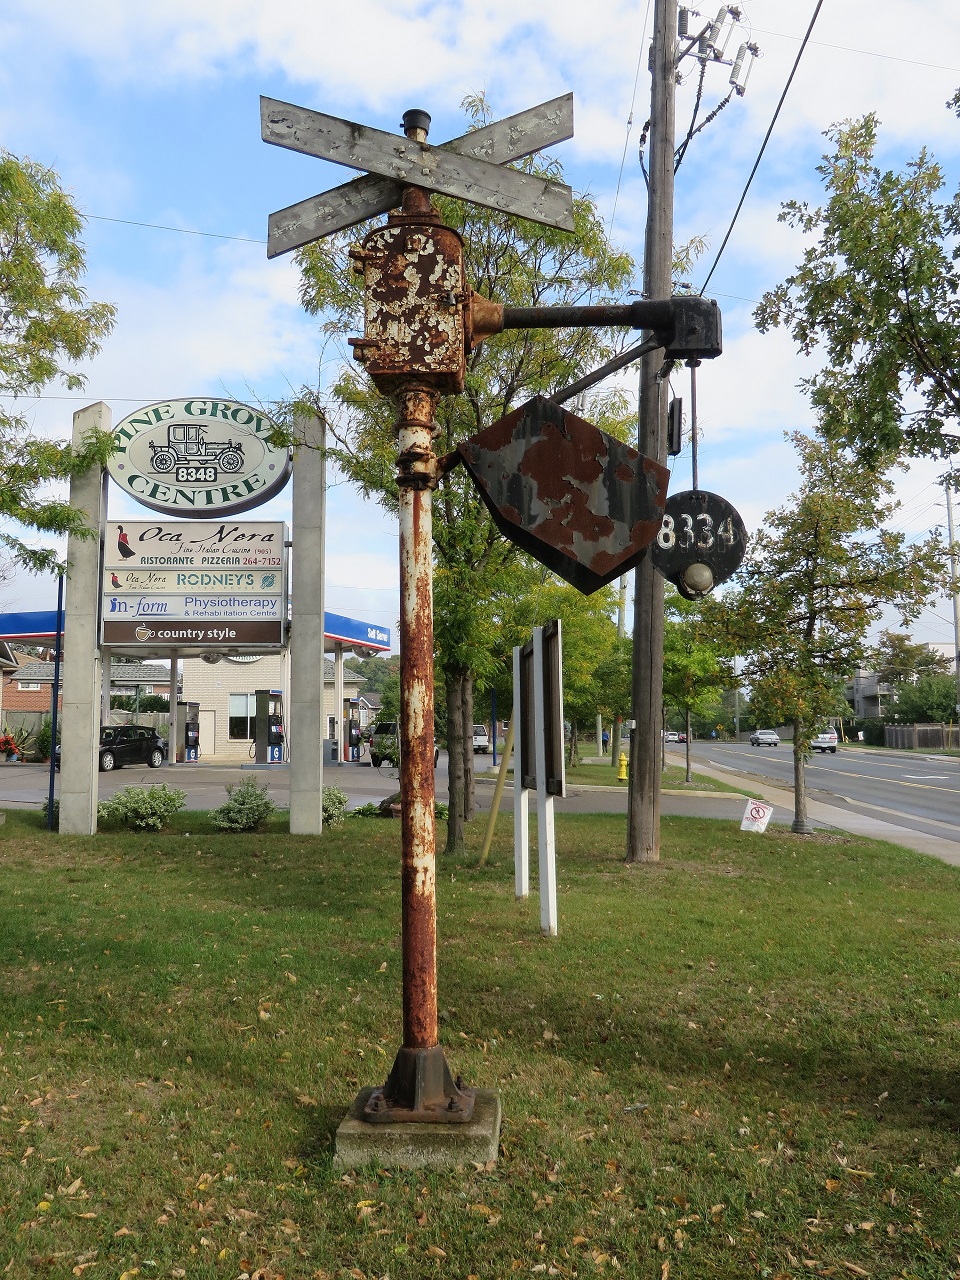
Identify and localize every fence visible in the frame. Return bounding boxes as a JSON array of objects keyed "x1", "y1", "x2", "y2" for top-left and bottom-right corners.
[{"x1": 884, "y1": 723, "x2": 960, "y2": 751}]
